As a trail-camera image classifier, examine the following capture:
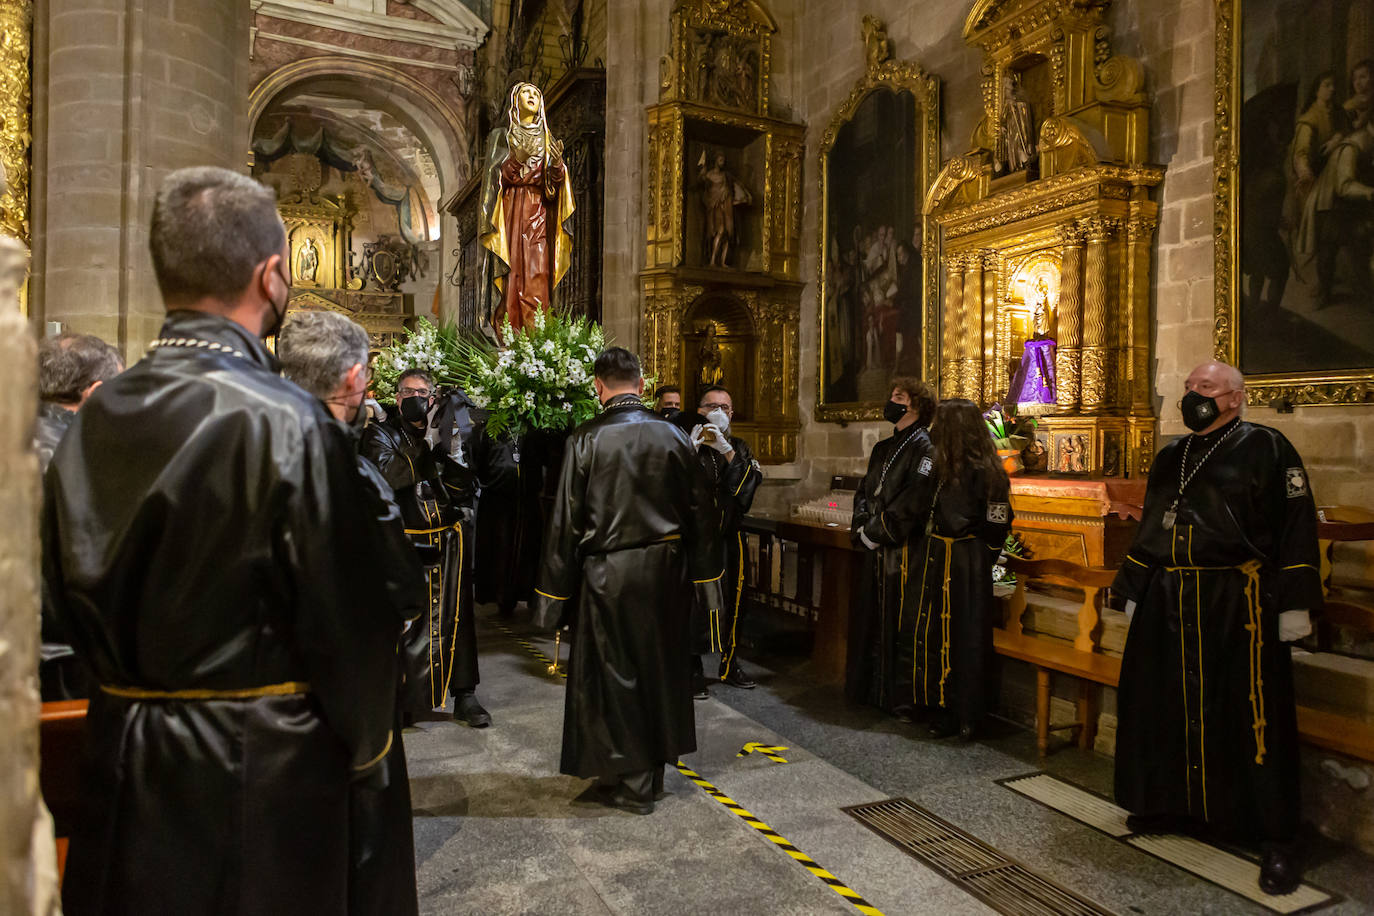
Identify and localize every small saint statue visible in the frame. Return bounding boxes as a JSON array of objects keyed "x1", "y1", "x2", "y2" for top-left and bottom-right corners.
[
  {"x1": 1008, "y1": 277, "x2": 1057, "y2": 414},
  {"x1": 998, "y1": 72, "x2": 1037, "y2": 174},
  {"x1": 698, "y1": 324, "x2": 725, "y2": 387},
  {"x1": 697, "y1": 150, "x2": 752, "y2": 268},
  {"x1": 479, "y1": 82, "x2": 576, "y2": 342},
  {"x1": 296, "y1": 237, "x2": 319, "y2": 285}
]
